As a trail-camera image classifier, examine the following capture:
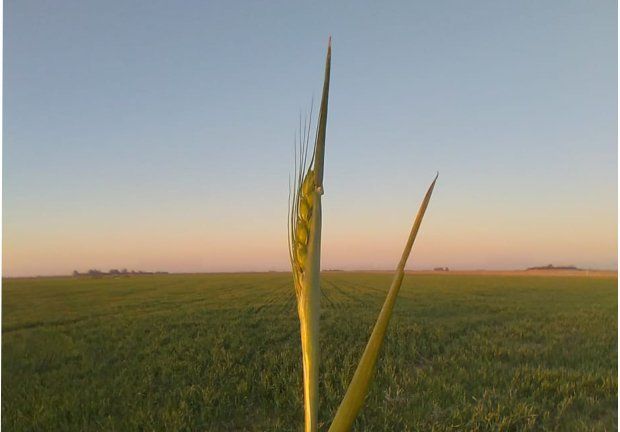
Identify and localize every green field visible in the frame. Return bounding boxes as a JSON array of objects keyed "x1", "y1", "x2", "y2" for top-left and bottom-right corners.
[{"x1": 2, "y1": 272, "x2": 617, "y2": 431}]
